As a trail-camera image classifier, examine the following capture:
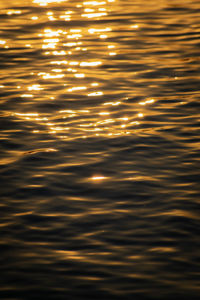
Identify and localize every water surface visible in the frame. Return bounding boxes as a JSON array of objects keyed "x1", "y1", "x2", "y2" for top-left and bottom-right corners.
[{"x1": 0, "y1": 0, "x2": 200, "y2": 299}]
